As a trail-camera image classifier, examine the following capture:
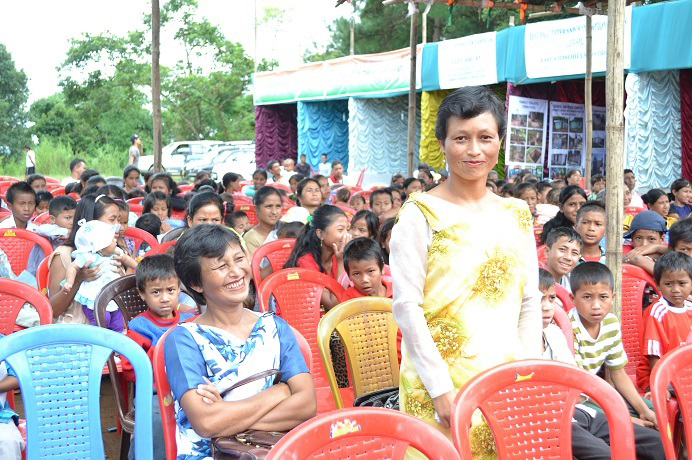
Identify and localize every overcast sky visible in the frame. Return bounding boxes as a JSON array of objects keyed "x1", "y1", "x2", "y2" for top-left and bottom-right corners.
[{"x1": 0, "y1": 0, "x2": 348, "y2": 103}]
